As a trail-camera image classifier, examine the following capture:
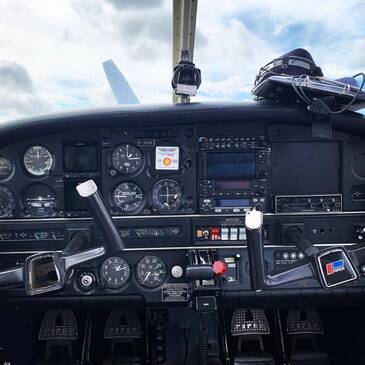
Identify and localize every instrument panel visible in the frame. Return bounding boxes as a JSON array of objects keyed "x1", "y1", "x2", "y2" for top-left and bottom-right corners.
[
  {"x1": 0, "y1": 119, "x2": 365, "y2": 221},
  {"x1": 1, "y1": 107, "x2": 365, "y2": 302},
  {"x1": 1, "y1": 121, "x2": 365, "y2": 219},
  {"x1": 0, "y1": 126, "x2": 197, "y2": 219}
]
